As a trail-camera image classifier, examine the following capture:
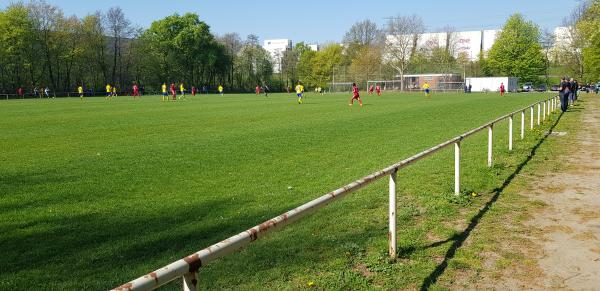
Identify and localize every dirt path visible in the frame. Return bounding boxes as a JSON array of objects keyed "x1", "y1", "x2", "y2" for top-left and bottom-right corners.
[{"x1": 525, "y1": 96, "x2": 600, "y2": 289}]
